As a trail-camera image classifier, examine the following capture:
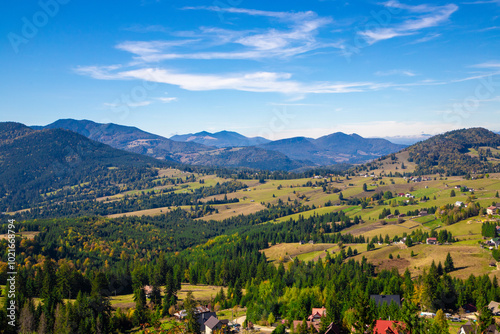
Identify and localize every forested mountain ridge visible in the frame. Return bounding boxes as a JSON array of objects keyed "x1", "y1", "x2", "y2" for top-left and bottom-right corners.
[
  {"x1": 170, "y1": 130, "x2": 270, "y2": 147},
  {"x1": 258, "y1": 132, "x2": 406, "y2": 165},
  {"x1": 35, "y1": 118, "x2": 210, "y2": 159},
  {"x1": 406, "y1": 127, "x2": 500, "y2": 175},
  {"x1": 35, "y1": 119, "x2": 308, "y2": 170},
  {"x1": 0, "y1": 122, "x2": 170, "y2": 211},
  {"x1": 36, "y1": 119, "x2": 407, "y2": 169}
]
